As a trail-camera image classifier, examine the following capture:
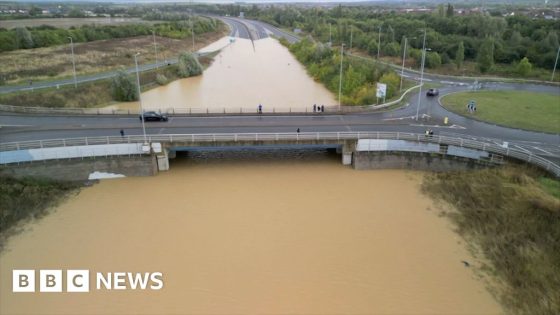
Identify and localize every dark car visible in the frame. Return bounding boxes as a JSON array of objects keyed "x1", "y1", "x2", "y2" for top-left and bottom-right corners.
[
  {"x1": 140, "y1": 111, "x2": 168, "y2": 122},
  {"x1": 426, "y1": 88, "x2": 439, "y2": 96}
]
